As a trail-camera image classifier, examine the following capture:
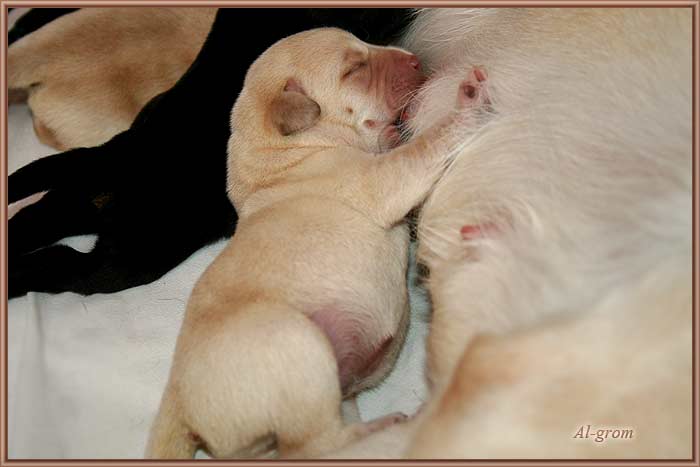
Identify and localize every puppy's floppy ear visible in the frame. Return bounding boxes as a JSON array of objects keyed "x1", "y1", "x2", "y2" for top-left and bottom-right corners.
[{"x1": 270, "y1": 79, "x2": 321, "y2": 136}]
